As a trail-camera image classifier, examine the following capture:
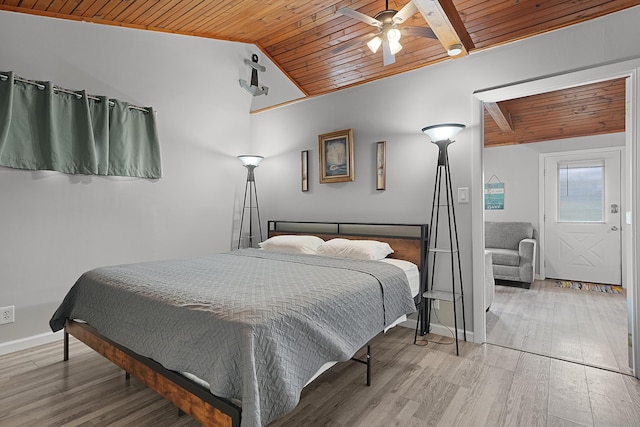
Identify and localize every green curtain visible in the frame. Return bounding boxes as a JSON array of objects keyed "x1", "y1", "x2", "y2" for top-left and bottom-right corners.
[
  {"x1": 107, "y1": 100, "x2": 161, "y2": 178},
  {"x1": 88, "y1": 95, "x2": 110, "y2": 176},
  {"x1": 0, "y1": 71, "x2": 162, "y2": 178}
]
